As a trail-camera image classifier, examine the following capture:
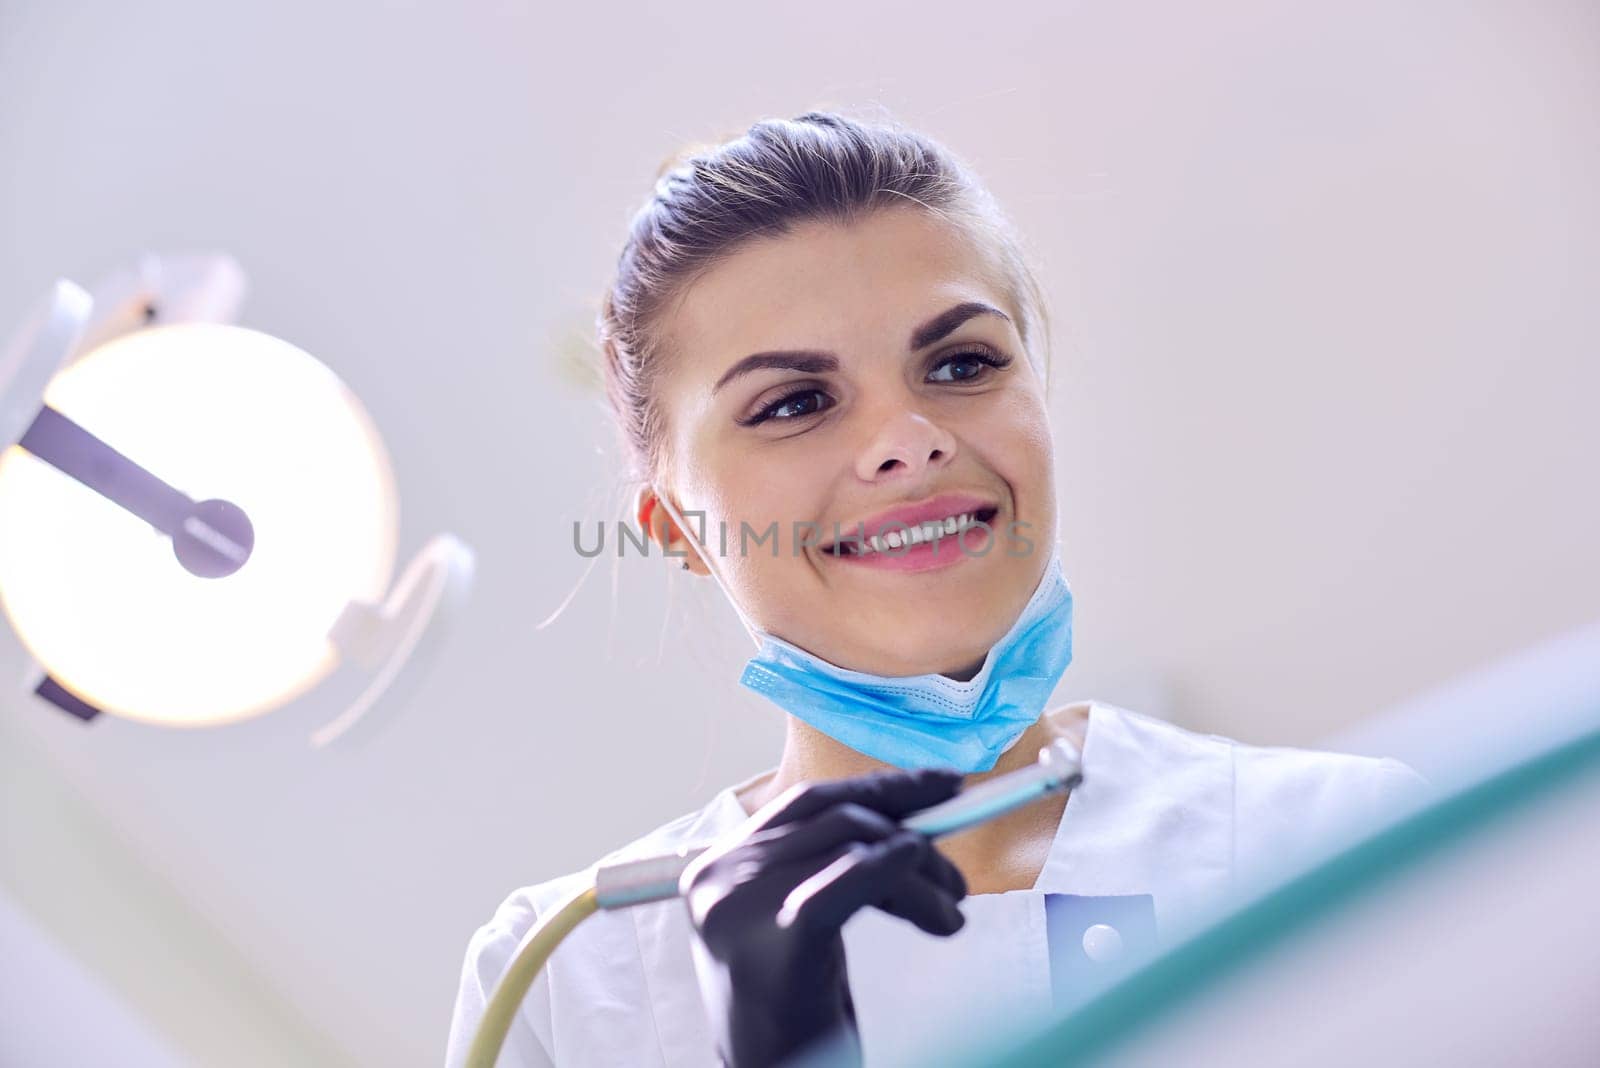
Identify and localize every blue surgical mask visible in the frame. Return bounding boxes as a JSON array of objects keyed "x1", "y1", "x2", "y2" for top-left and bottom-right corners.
[{"x1": 654, "y1": 492, "x2": 1075, "y2": 773}]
